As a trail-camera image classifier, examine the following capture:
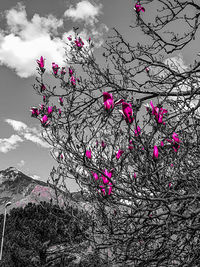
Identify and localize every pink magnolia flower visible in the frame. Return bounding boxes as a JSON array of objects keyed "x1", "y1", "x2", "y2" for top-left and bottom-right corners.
[
  {"x1": 86, "y1": 150, "x2": 91, "y2": 159},
  {"x1": 88, "y1": 37, "x2": 91, "y2": 42},
  {"x1": 30, "y1": 107, "x2": 40, "y2": 118},
  {"x1": 61, "y1": 67, "x2": 66, "y2": 75},
  {"x1": 37, "y1": 56, "x2": 45, "y2": 69},
  {"x1": 150, "y1": 101, "x2": 168, "y2": 124},
  {"x1": 58, "y1": 108, "x2": 62, "y2": 116},
  {"x1": 169, "y1": 182, "x2": 172, "y2": 188},
  {"x1": 40, "y1": 115, "x2": 50, "y2": 127},
  {"x1": 40, "y1": 84, "x2": 46, "y2": 92},
  {"x1": 59, "y1": 97, "x2": 63, "y2": 106},
  {"x1": 52, "y1": 62, "x2": 59, "y2": 75},
  {"x1": 145, "y1": 67, "x2": 150, "y2": 74},
  {"x1": 47, "y1": 106, "x2": 53, "y2": 115},
  {"x1": 67, "y1": 35, "x2": 72, "y2": 41},
  {"x1": 134, "y1": 173, "x2": 137, "y2": 179},
  {"x1": 101, "y1": 141, "x2": 106, "y2": 149},
  {"x1": 153, "y1": 145, "x2": 159, "y2": 159},
  {"x1": 69, "y1": 68, "x2": 73, "y2": 76},
  {"x1": 116, "y1": 149, "x2": 124, "y2": 159},
  {"x1": 92, "y1": 172, "x2": 98, "y2": 181},
  {"x1": 71, "y1": 76, "x2": 76, "y2": 86},
  {"x1": 134, "y1": 126, "x2": 141, "y2": 137},
  {"x1": 43, "y1": 95, "x2": 46, "y2": 102},
  {"x1": 167, "y1": 132, "x2": 181, "y2": 152},
  {"x1": 135, "y1": 2, "x2": 145, "y2": 13},
  {"x1": 75, "y1": 37, "x2": 84, "y2": 48},
  {"x1": 172, "y1": 132, "x2": 181, "y2": 152},
  {"x1": 119, "y1": 102, "x2": 134, "y2": 124},
  {"x1": 39, "y1": 104, "x2": 44, "y2": 112},
  {"x1": 103, "y1": 92, "x2": 114, "y2": 110},
  {"x1": 102, "y1": 169, "x2": 112, "y2": 184},
  {"x1": 161, "y1": 141, "x2": 164, "y2": 147}
]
